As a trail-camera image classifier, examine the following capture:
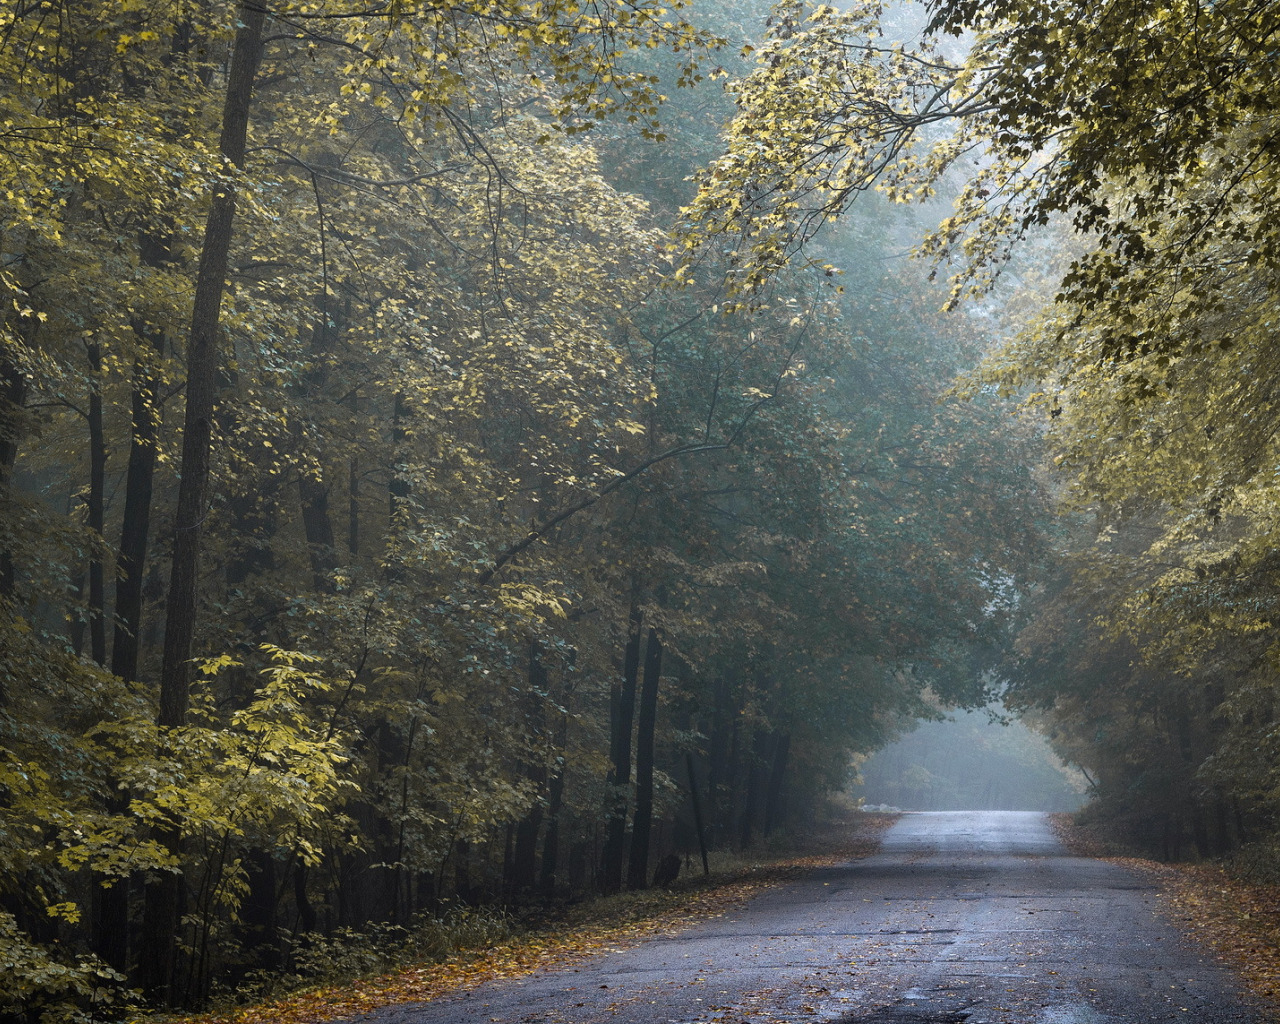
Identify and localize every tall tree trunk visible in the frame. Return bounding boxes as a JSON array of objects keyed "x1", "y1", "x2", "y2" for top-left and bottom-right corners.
[
  {"x1": 705, "y1": 670, "x2": 737, "y2": 837},
  {"x1": 347, "y1": 387, "x2": 360, "y2": 556},
  {"x1": 94, "y1": 327, "x2": 165, "y2": 977},
  {"x1": 299, "y1": 470, "x2": 337, "y2": 590},
  {"x1": 763, "y1": 730, "x2": 791, "y2": 836},
  {"x1": 600, "y1": 599, "x2": 642, "y2": 893},
  {"x1": 510, "y1": 648, "x2": 548, "y2": 897},
  {"x1": 0, "y1": 351, "x2": 24, "y2": 602},
  {"x1": 627, "y1": 628, "x2": 662, "y2": 889},
  {"x1": 540, "y1": 702, "x2": 569, "y2": 900},
  {"x1": 739, "y1": 728, "x2": 769, "y2": 850},
  {"x1": 111, "y1": 334, "x2": 163, "y2": 682},
  {"x1": 389, "y1": 391, "x2": 410, "y2": 519},
  {"x1": 297, "y1": 301, "x2": 342, "y2": 591},
  {"x1": 141, "y1": 5, "x2": 266, "y2": 1003},
  {"x1": 684, "y1": 752, "x2": 710, "y2": 876},
  {"x1": 86, "y1": 342, "x2": 106, "y2": 665}
]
